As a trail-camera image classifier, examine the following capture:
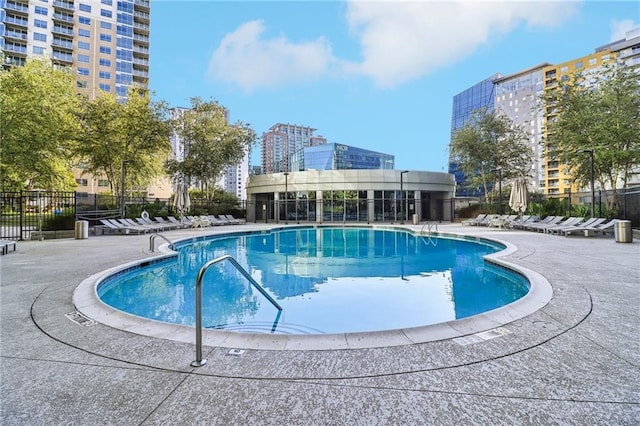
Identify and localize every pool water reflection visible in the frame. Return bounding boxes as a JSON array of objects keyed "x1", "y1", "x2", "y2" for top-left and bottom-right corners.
[{"x1": 98, "y1": 227, "x2": 529, "y2": 334}]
